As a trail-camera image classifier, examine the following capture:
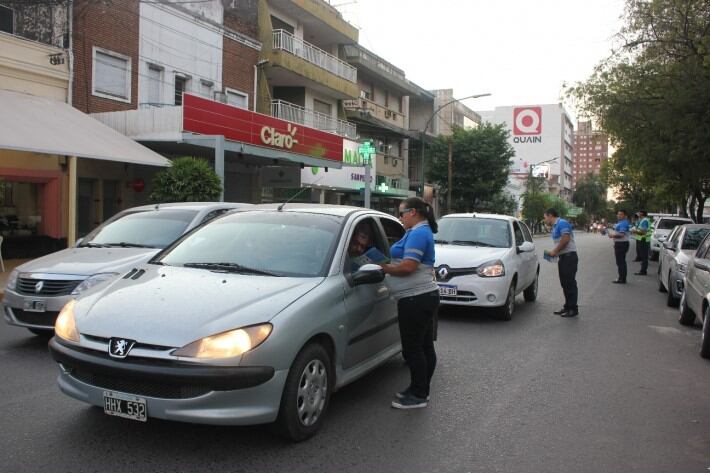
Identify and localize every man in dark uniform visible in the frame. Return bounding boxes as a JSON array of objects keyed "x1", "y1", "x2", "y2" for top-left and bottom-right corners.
[{"x1": 544, "y1": 208, "x2": 579, "y2": 317}]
